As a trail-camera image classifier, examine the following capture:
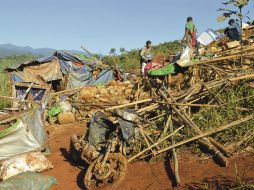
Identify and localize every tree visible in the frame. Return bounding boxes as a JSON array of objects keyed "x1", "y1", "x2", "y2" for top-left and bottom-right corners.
[
  {"x1": 119, "y1": 48, "x2": 126, "y2": 54},
  {"x1": 217, "y1": 0, "x2": 251, "y2": 72},
  {"x1": 109, "y1": 48, "x2": 116, "y2": 55},
  {"x1": 217, "y1": 0, "x2": 251, "y2": 26}
]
